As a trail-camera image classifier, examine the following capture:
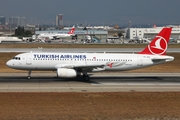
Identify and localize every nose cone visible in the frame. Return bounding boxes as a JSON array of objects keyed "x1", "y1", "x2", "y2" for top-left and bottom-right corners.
[{"x1": 6, "y1": 60, "x2": 13, "y2": 68}]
